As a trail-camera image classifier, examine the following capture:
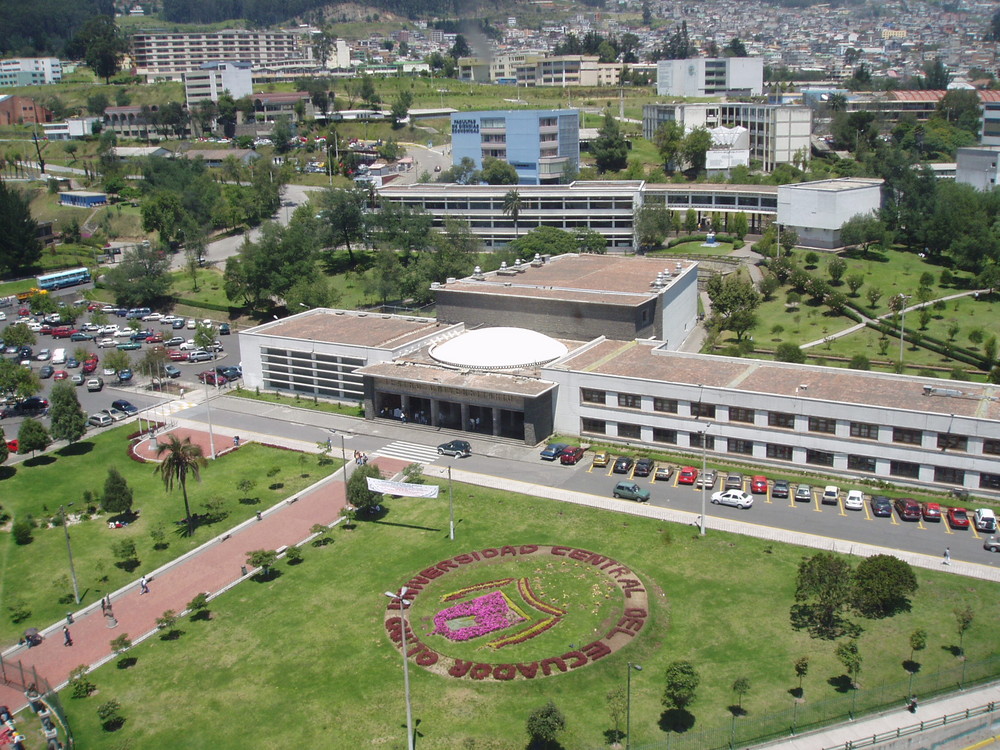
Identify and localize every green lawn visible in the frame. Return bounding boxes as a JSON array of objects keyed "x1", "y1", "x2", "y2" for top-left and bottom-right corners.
[
  {"x1": 59, "y1": 484, "x2": 1000, "y2": 749},
  {"x1": 649, "y1": 240, "x2": 735, "y2": 257},
  {"x1": 0, "y1": 429, "x2": 339, "y2": 643}
]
